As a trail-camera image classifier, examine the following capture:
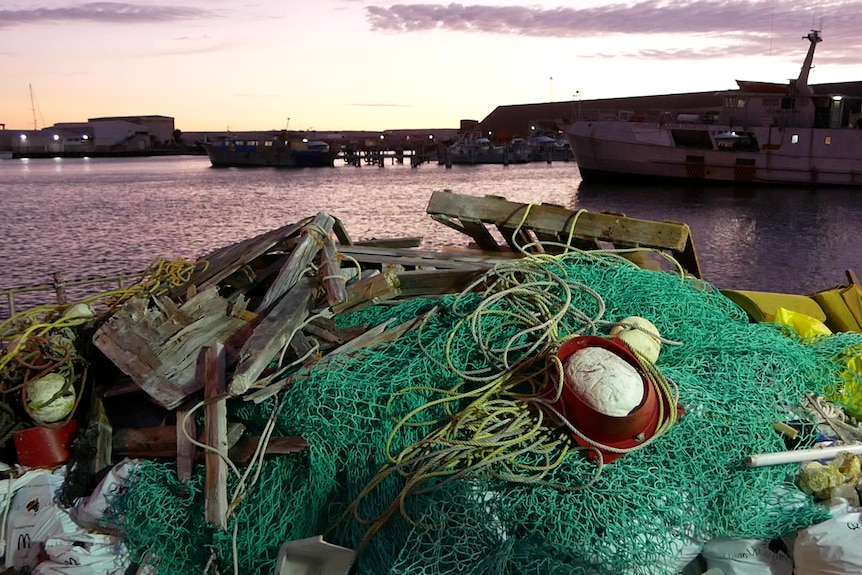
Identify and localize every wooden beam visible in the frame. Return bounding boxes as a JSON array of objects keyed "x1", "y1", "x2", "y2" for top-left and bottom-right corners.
[
  {"x1": 318, "y1": 230, "x2": 349, "y2": 306},
  {"x1": 259, "y1": 212, "x2": 334, "y2": 311},
  {"x1": 353, "y1": 237, "x2": 422, "y2": 249},
  {"x1": 175, "y1": 396, "x2": 197, "y2": 482},
  {"x1": 338, "y1": 244, "x2": 516, "y2": 267},
  {"x1": 394, "y1": 269, "x2": 486, "y2": 297},
  {"x1": 331, "y1": 271, "x2": 400, "y2": 315},
  {"x1": 203, "y1": 343, "x2": 228, "y2": 529},
  {"x1": 230, "y1": 278, "x2": 314, "y2": 396}
]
